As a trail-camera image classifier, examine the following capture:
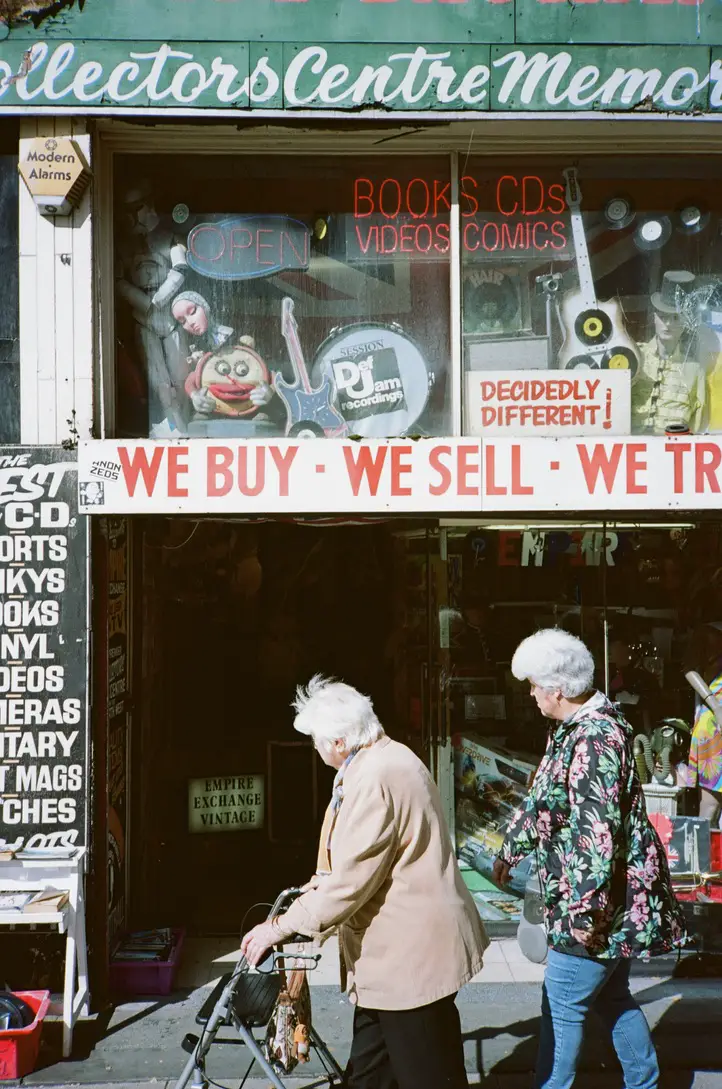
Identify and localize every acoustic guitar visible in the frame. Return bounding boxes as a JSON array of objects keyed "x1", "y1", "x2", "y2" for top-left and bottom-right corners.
[
  {"x1": 274, "y1": 297, "x2": 348, "y2": 438},
  {"x1": 557, "y1": 167, "x2": 639, "y2": 381}
]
